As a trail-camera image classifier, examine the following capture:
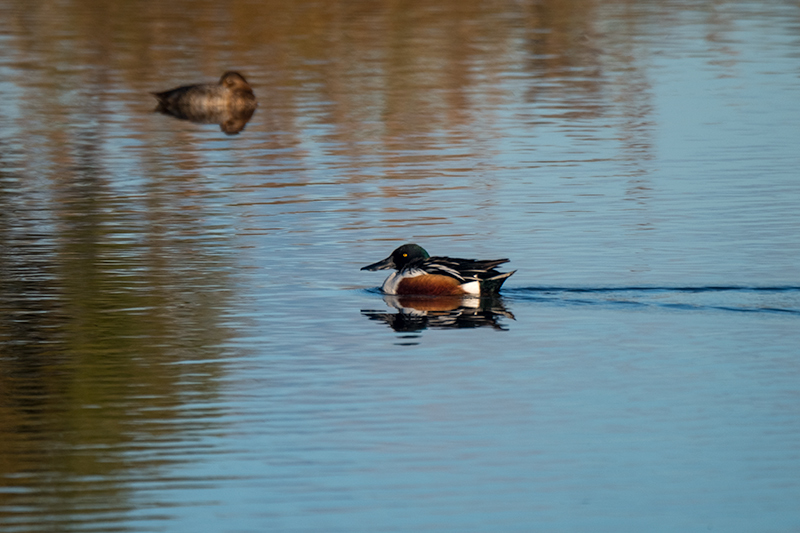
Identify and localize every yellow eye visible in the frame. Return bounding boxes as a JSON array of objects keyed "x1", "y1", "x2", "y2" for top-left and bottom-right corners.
[{"x1": 403, "y1": 253, "x2": 407, "y2": 257}]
